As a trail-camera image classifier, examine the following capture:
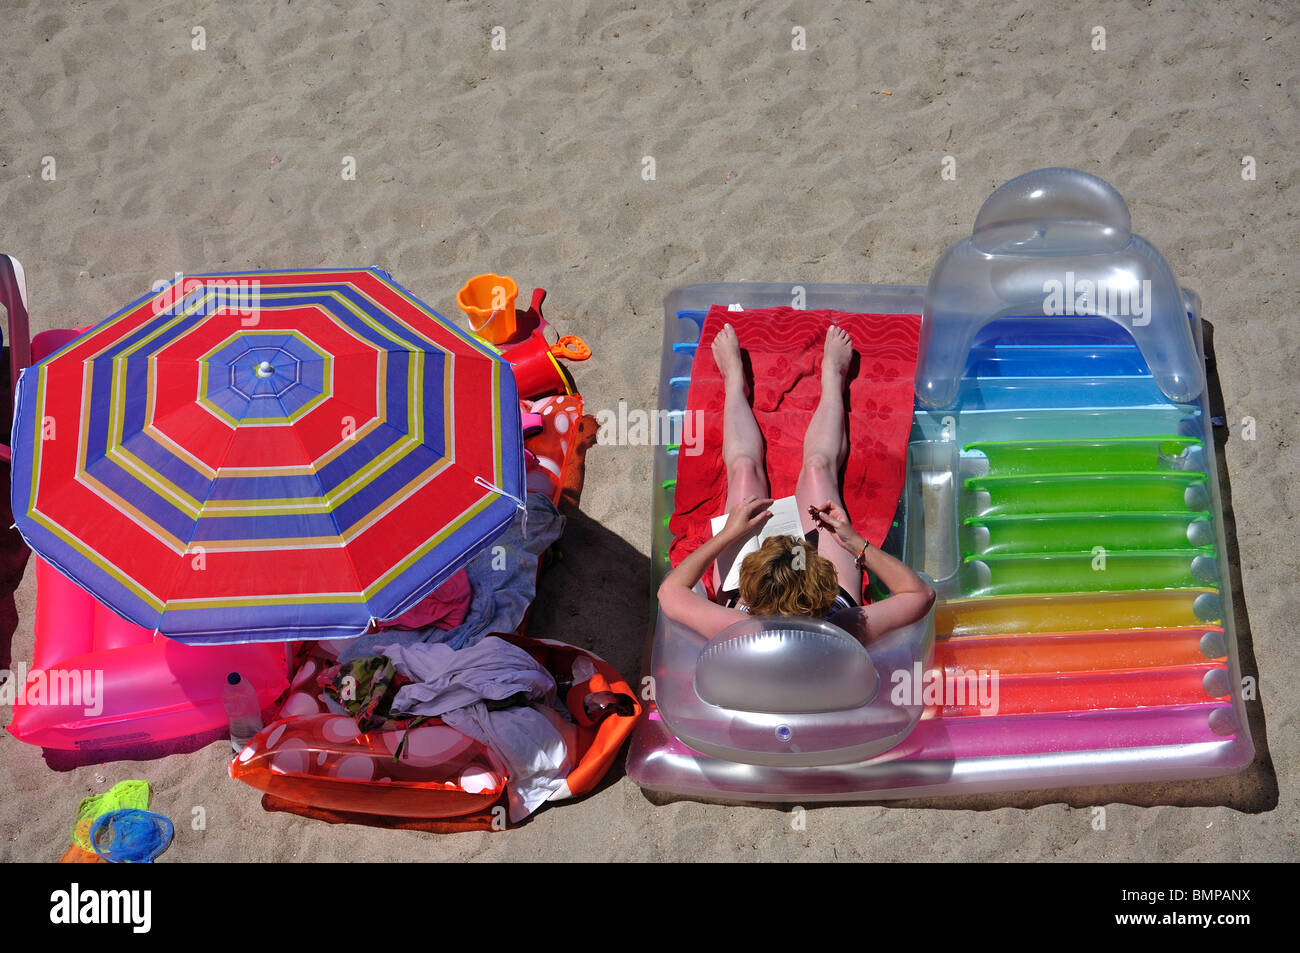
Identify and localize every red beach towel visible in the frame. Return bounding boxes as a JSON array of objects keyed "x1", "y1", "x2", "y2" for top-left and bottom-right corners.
[{"x1": 667, "y1": 306, "x2": 921, "y2": 599}]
